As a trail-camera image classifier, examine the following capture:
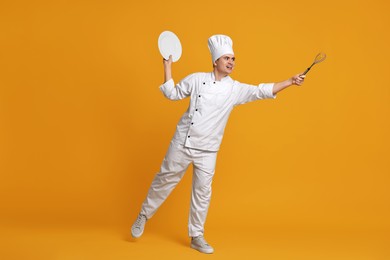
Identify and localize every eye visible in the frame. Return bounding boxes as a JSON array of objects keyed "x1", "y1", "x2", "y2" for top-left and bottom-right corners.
[{"x1": 232, "y1": 57, "x2": 235, "y2": 61}]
